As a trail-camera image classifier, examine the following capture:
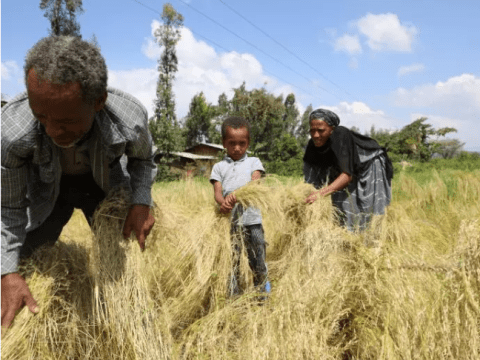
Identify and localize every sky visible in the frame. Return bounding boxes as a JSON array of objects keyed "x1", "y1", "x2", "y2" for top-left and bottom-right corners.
[{"x1": 2, "y1": 0, "x2": 479, "y2": 151}]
